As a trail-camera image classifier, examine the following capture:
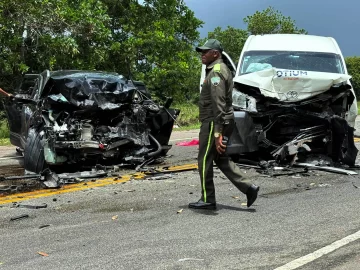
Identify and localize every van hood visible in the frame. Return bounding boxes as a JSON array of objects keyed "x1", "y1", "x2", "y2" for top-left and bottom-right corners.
[{"x1": 233, "y1": 68, "x2": 351, "y2": 102}]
